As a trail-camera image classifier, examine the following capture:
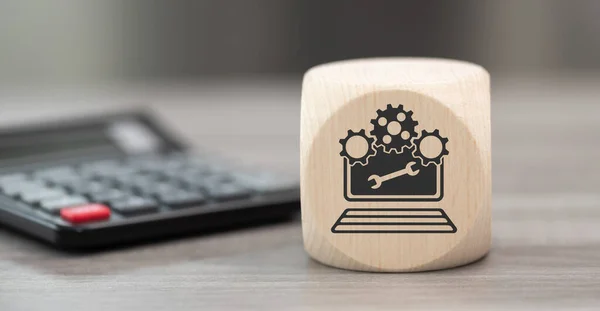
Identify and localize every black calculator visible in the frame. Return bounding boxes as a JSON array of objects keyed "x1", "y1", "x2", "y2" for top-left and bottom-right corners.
[{"x1": 0, "y1": 112, "x2": 299, "y2": 248}]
